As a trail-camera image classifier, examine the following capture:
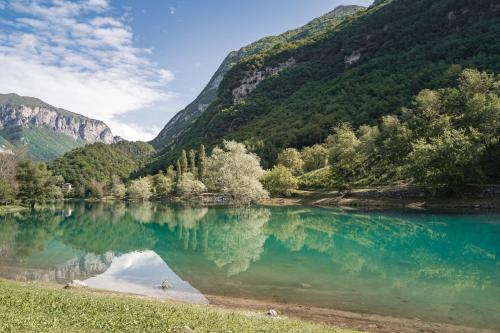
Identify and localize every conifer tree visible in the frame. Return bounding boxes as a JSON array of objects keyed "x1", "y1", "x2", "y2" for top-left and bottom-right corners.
[{"x1": 198, "y1": 144, "x2": 206, "y2": 182}]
